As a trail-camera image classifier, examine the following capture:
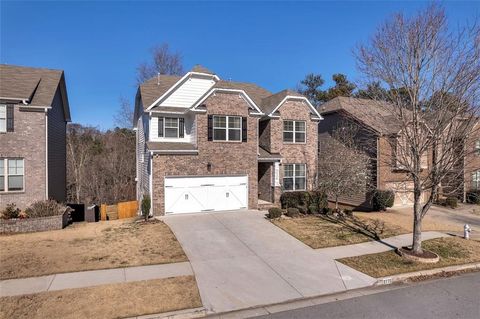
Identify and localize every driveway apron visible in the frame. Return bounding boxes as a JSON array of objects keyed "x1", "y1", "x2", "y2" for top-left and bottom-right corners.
[{"x1": 164, "y1": 210, "x2": 376, "y2": 313}]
